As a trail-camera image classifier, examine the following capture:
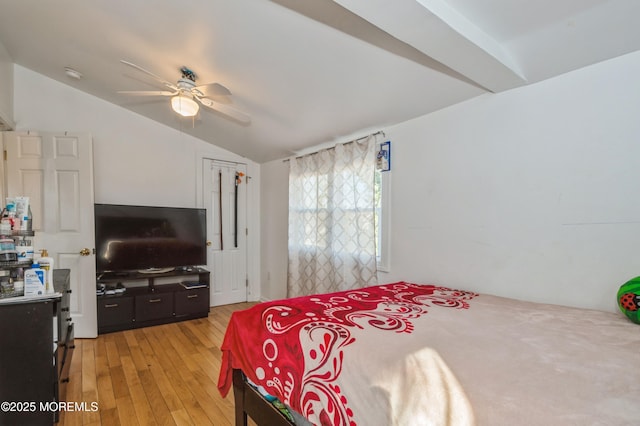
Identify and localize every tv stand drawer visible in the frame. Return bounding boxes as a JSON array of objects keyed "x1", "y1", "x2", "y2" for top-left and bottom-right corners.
[
  {"x1": 98, "y1": 296, "x2": 134, "y2": 328},
  {"x1": 135, "y1": 293, "x2": 173, "y2": 322},
  {"x1": 175, "y1": 288, "x2": 209, "y2": 317}
]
